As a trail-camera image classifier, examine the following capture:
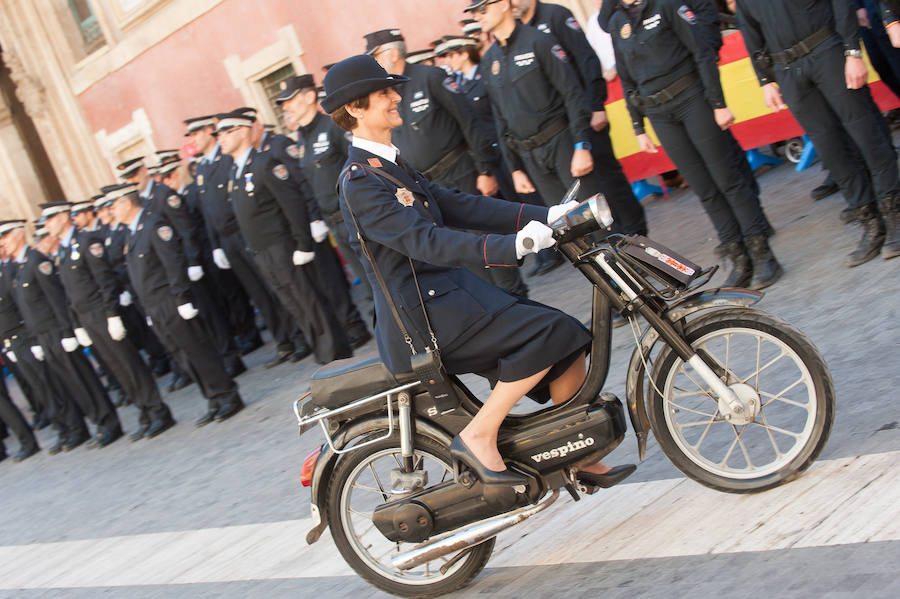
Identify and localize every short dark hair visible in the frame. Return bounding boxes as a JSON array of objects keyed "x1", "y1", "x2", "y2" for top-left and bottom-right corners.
[{"x1": 332, "y1": 95, "x2": 371, "y2": 131}]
